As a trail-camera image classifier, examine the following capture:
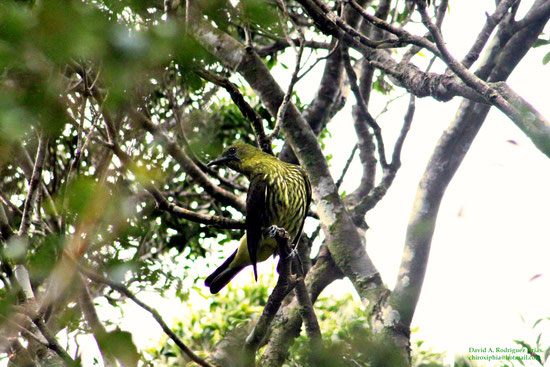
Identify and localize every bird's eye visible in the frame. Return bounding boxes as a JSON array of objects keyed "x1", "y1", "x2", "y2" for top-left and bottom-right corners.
[{"x1": 228, "y1": 147, "x2": 237, "y2": 154}]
